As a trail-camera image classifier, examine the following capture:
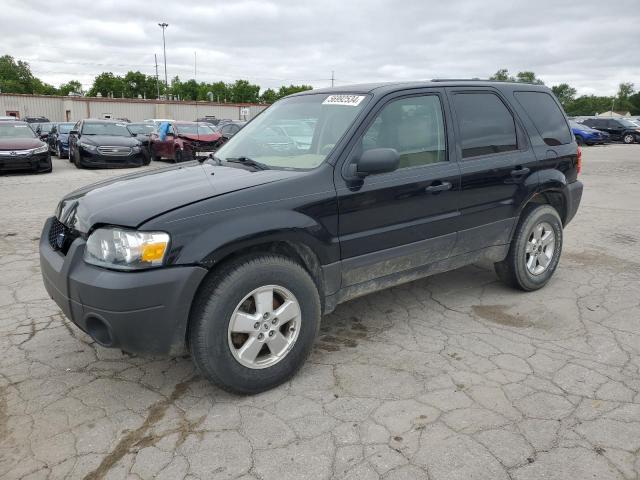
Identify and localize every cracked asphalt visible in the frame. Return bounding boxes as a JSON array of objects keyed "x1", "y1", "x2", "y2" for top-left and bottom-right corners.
[{"x1": 1, "y1": 145, "x2": 639, "y2": 480}]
